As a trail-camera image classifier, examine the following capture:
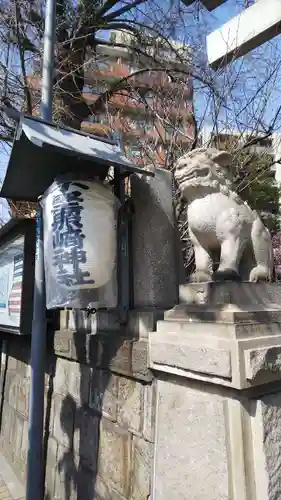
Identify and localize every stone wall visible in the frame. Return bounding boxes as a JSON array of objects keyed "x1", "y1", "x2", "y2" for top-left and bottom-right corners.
[
  {"x1": 0, "y1": 337, "x2": 31, "y2": 485},
  {"x1": 0, "y1": 165, "x2": 178, "y2": 500},
  {"x1": 0, "y1": 326, "x2": 155, "y2": 500}
]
